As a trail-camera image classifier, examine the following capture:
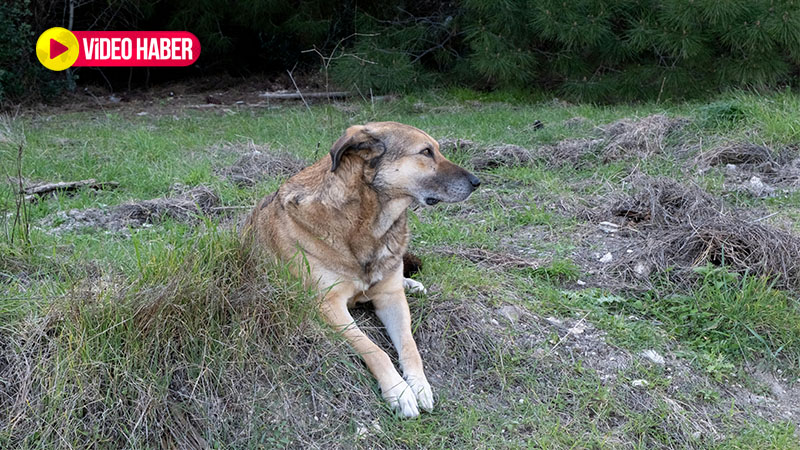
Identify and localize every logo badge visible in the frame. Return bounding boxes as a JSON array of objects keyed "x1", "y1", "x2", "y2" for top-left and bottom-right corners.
[{"x1": 36, "y1": 27, "x2": 80, "y2": 71}]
